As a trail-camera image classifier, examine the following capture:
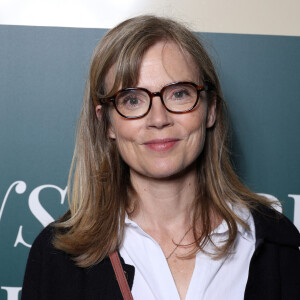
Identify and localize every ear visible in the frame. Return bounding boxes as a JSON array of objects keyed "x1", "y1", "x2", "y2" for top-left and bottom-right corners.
[
  {"x1": 95, "y1": 104, "x2": 102, "y2": 120},
  {"x1": 108, "y1": 125, "x2": 116, "y2": 139},
  {"x1": 206, "y1": 96, "x2": 217, "y2": 128},
  {"x1": 96, "y1": 104, "x2": 116, "y2": 139}
]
